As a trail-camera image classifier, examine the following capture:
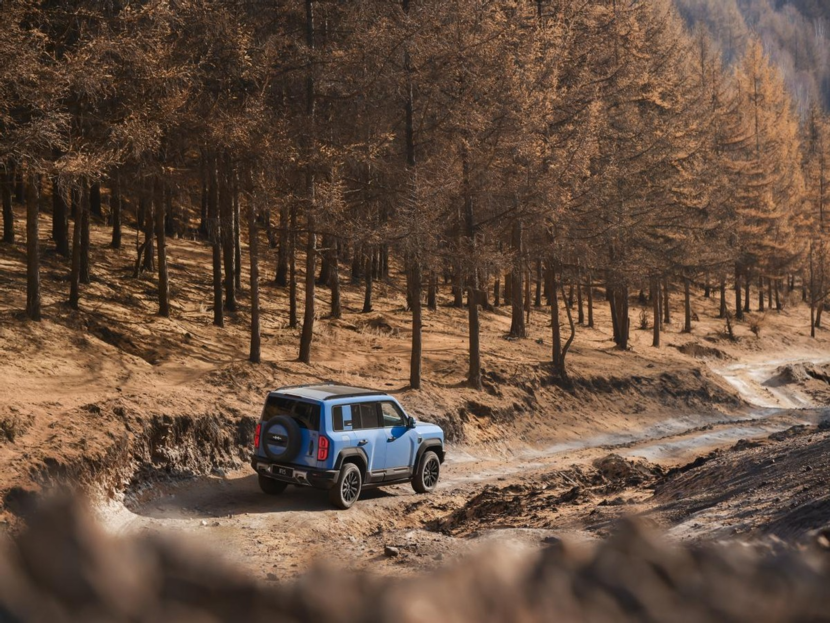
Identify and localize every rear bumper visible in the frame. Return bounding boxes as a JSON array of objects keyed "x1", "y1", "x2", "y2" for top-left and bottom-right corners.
[{"x1": 252, "y1": 457, "x2": 338, "y2": 490}]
